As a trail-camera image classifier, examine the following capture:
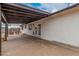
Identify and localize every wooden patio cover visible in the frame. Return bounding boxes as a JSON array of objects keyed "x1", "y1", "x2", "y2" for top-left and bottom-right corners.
[{"x1": 1, "y1": 3, "x2": 49, "y2": 24}]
